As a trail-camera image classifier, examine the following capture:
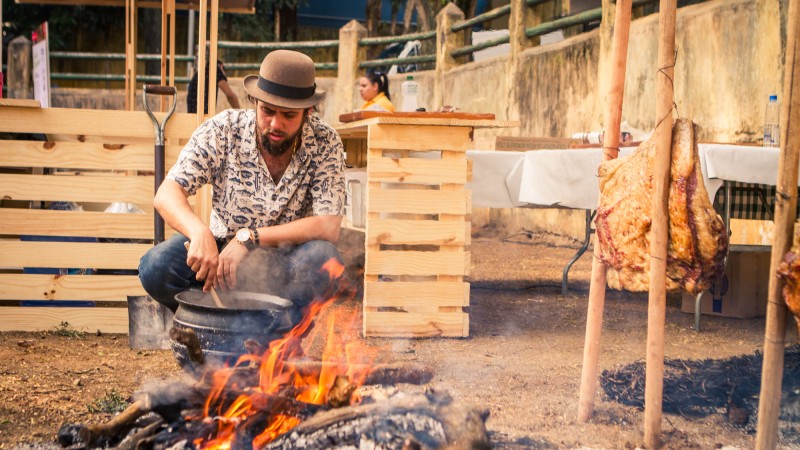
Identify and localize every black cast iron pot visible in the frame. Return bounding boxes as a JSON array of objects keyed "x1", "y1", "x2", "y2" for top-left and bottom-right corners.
[{"x1": 171, "y1": 289, "x2": 294, "y2": 375}]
